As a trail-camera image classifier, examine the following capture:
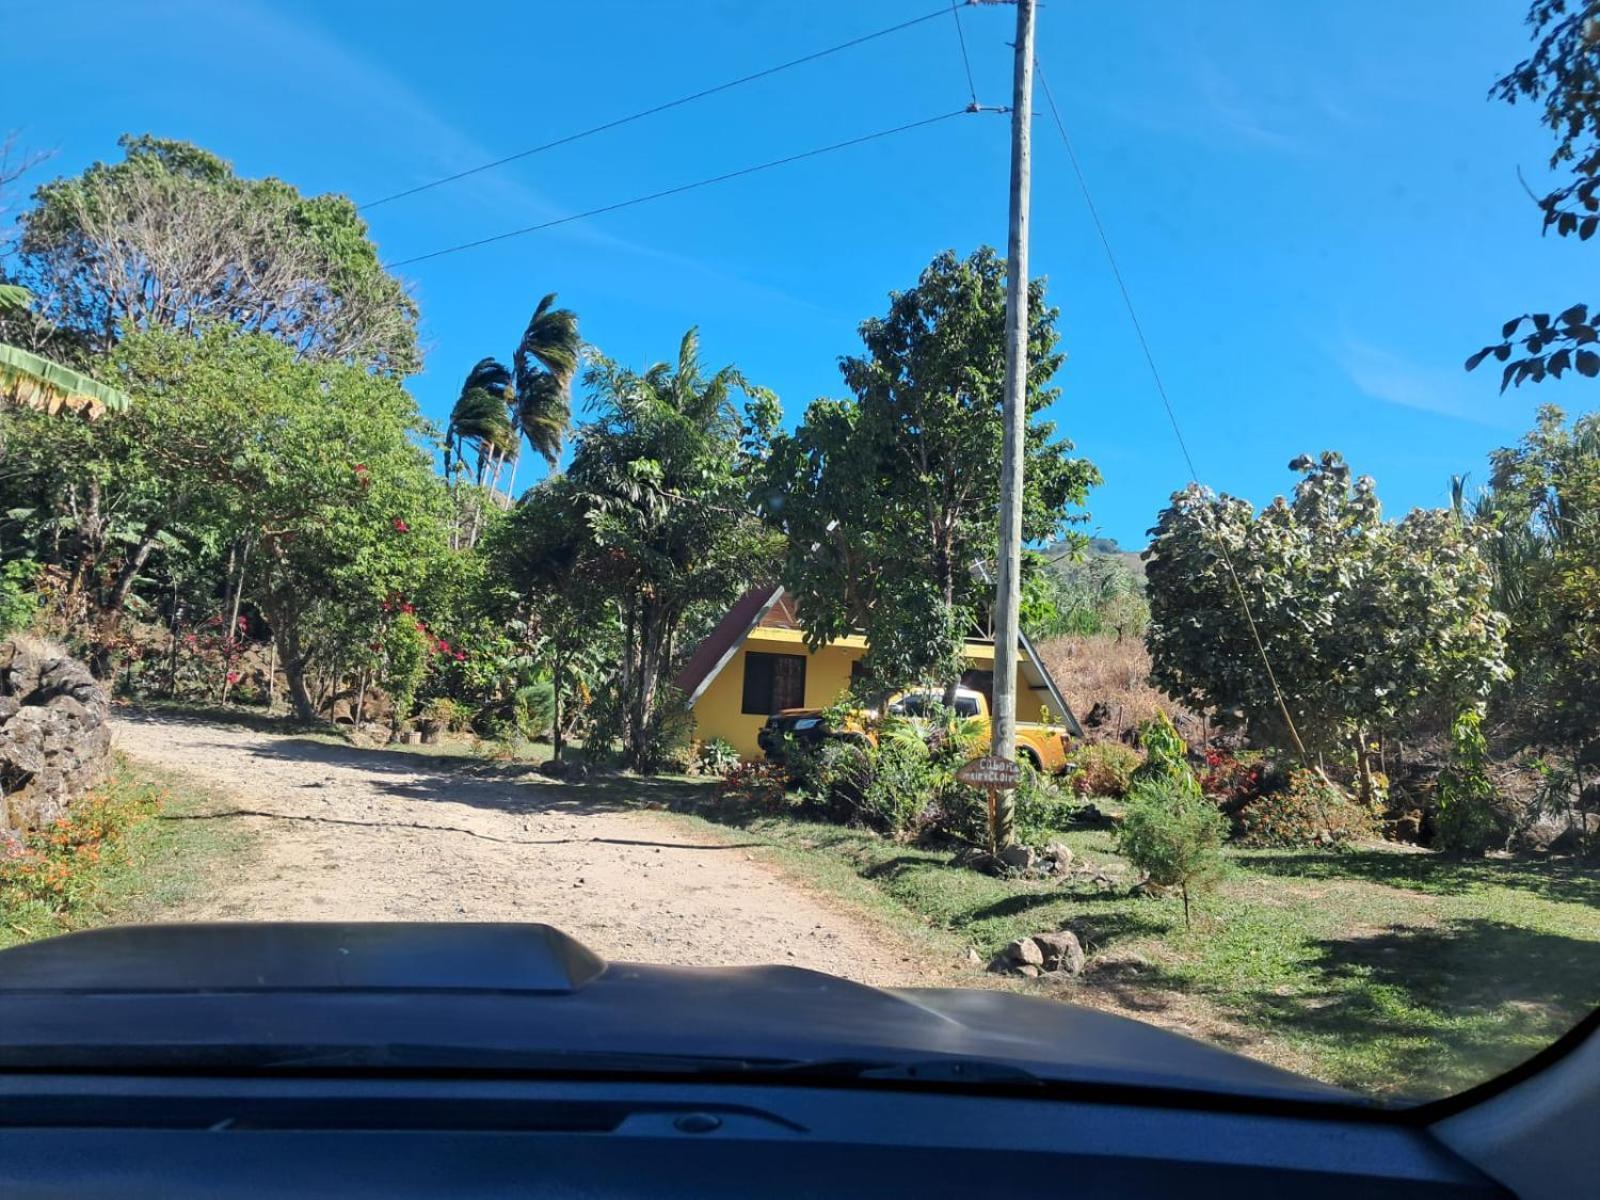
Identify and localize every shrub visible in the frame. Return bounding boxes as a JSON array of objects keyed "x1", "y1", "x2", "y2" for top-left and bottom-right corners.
[
  {"x1": 716, "y1": 760, "x2": 790, "y2": 813},
  {"x1": 857, "y1": 735, "x2": 937, "y2": 835},
  {"x1": 423, "y1": 696, "x2": 473, "y2": 733},
  {"x1": 509, "y1": 680, "x2": 555, "y2": 740},
  {"x1": 0, "y1": 777, "x2": 159, "y2": 911},
  {"x1": 1116, "y1": 778, "x2": 1229, "y2": 928},
  {"x1": 1199, "y1": 749, "x2": 1269, "y2": 814},
  {"x1": 1067, "y1": 742, "x2": 1142, "y2": 798},
  {"x1": 694, "y1": 737, "x2": 740, "y2": 778},
  {"x1": 0, "y1": 559, "x2": 39, "y2": 638},
  {"x1": 1434, "y1": 708, "x2": 1503, "y2": 855},
  {"x1": 1236, "y1": 769, "x2": 1377, "y2": 848},
  {"x1": 1131, "y1": 711, "x2": 1200, "y2": 797},
  {"x1": 1014, "y1": 764, "x2": 1080, "y2": 846}
]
